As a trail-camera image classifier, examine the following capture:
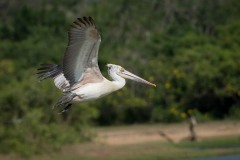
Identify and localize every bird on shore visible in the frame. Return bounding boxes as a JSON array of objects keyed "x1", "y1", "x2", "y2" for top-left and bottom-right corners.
[{"x1": 37, "y1": 17, "x2": 156, "y2": 113}]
